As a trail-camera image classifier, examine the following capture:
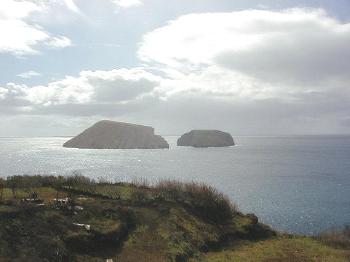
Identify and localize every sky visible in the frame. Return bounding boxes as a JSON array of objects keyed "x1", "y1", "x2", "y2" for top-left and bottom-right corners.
[{"x1": 0, "y1": 0, "x2": 350, "y2": 136}]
